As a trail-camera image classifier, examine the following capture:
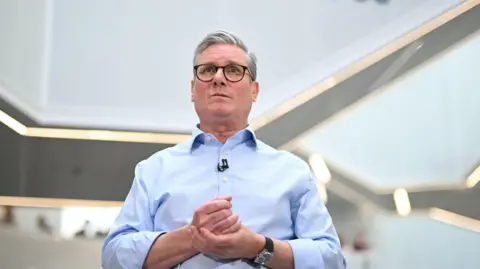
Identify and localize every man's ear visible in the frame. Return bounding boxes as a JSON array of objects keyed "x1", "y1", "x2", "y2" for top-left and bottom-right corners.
[
  {"x1": 190, "y1": 79, "x2": 195, "y2": 102},
  {"x1": 251, "y1": 81, "x2": 259, "y2": 102}
]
